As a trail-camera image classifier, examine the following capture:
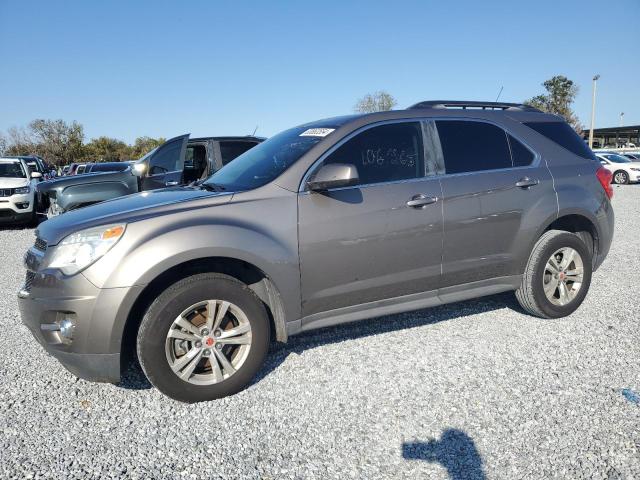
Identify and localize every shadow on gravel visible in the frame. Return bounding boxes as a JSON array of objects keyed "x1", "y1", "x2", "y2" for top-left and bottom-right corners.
[
  {"x1": 402, "y1": 429, "x2": 486, "y2": 480},
  {"x1": 117, "y1": 292, "x2": 522, "y2": 391},
  {"x1": 254, "y1": 292, "x2": 522, "y2": 385},
  {"x1": 118, "y1": 361, "x2": 152, "y2": 390}
]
